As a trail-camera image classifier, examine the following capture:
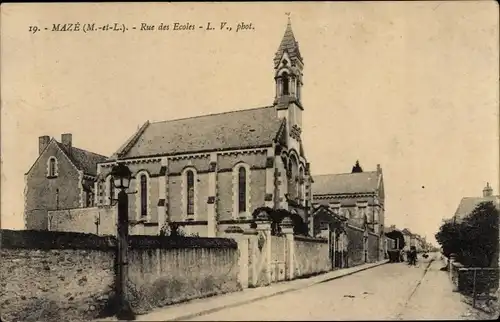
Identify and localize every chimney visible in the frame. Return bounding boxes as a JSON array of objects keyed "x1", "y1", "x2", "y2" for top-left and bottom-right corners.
[
  {"x1": 377, "y1": 164, "x2": 382, "y2": 174},
  {"x1": 61, "y1": 133, "x2": 72, "y2": 155},
  {"x1": 38, "y1": 136, "x2": 50, "y2": 155},
  {"x1": 483, "y1": 182, "x2": 493, "y2": 197}
]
